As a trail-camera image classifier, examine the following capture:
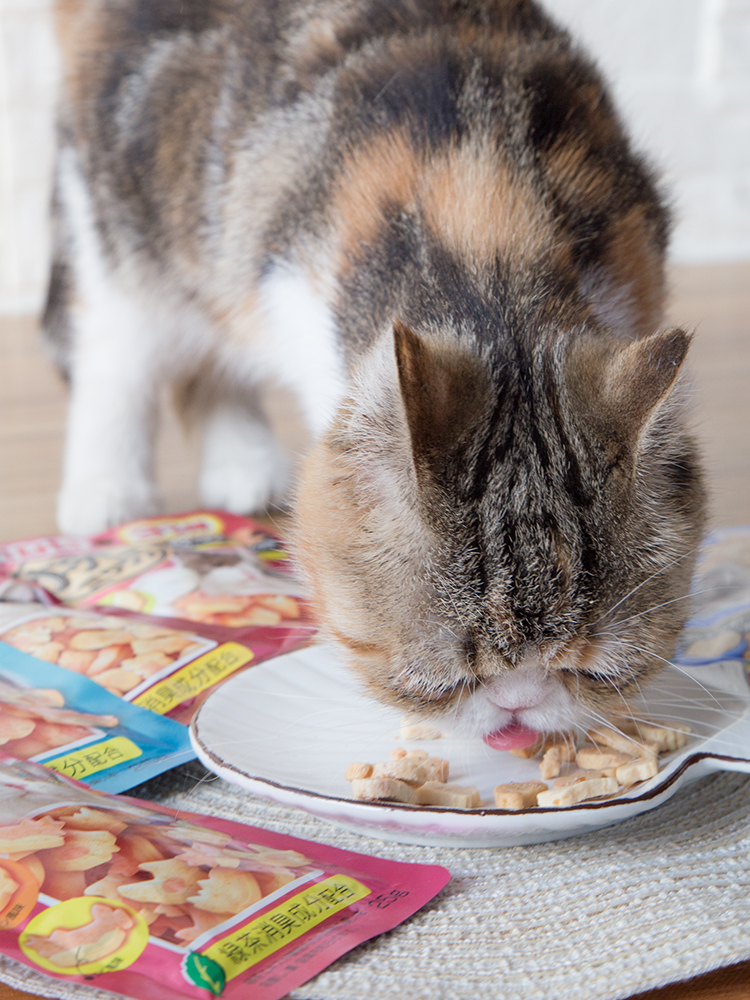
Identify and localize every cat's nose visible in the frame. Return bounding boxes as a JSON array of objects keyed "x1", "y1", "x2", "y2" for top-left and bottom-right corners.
[{"x1": 493, "y1": 701, "x2": 539, "y2": 713}]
